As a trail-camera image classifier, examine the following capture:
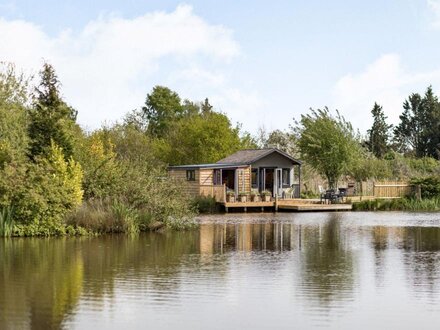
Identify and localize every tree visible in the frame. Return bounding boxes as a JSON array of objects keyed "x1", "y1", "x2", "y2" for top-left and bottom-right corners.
[
  {"x1": 28, "y1": 63, "x2": 78, "y2": 160},
  {"x1": 156, "y1": 110, "x2": 245, "y2": 165},
  {"x1": 393, "y1": 86, "x2": 440, "y2": 158},
  {"x1": 0, "y1": 63, "x2": 30, "y2": 163},
  {"x1": 367, "y1": 103, "x2": 392, "y2": 158},
  {"x1": 295, "y1": 107, "x2": 361, "y2": 188},
  {"x1": 201, "y1": 98, "x2": 213, "y2": 113},
  {"x1": 423, "y1": 86, "x2": 440, "y2": 157},
  {"x1": 262, "y1": 129, "x2": 298, "y2": 157},
  {"x1": 142, "y1": 86, "x2": 183, "y2": 137}
]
